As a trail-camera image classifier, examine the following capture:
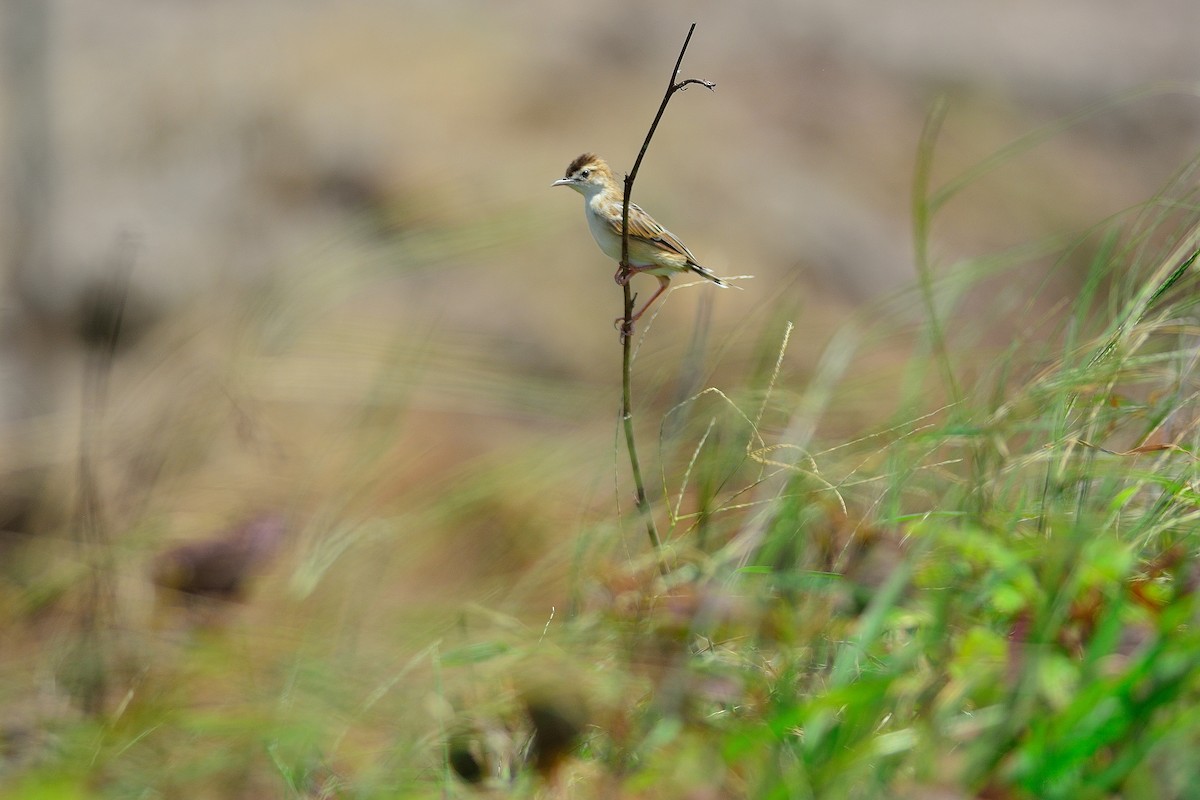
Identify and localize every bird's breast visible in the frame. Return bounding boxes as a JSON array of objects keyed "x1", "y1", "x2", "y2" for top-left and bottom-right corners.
[{"x1": 585, "y1": 204, "x2": 624, "y2": 261}]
